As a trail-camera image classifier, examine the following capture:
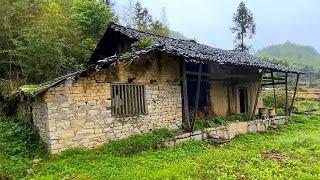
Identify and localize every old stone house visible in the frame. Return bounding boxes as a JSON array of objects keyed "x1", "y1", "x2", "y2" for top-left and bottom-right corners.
[{"x1": 20, "y1": 23, "x2": 302, "y2": 154}]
